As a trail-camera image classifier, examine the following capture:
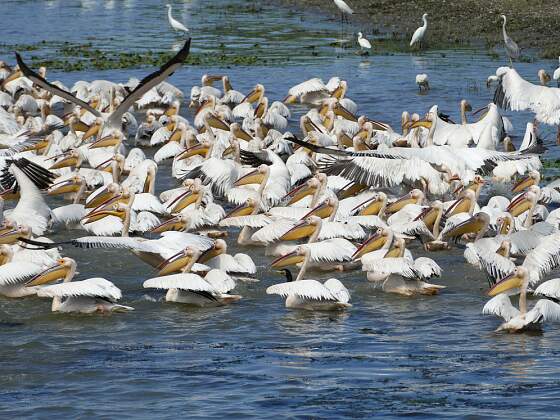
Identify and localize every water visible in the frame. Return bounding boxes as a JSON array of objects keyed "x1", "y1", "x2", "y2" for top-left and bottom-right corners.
[{"x1": 2, "y1": 1, "x2": 560, "y2": 418}]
